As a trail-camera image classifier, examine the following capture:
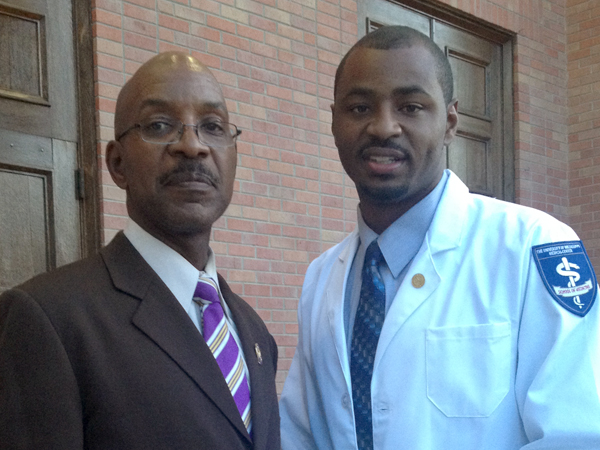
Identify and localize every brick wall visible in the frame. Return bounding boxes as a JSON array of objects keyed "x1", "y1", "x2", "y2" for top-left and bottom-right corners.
[
  {"x1": 567, "y1": 0, "x2": 600, "y2": 270},
  {"x1": 92, "y1": 0, "x2": 596, "y2": 392}
]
